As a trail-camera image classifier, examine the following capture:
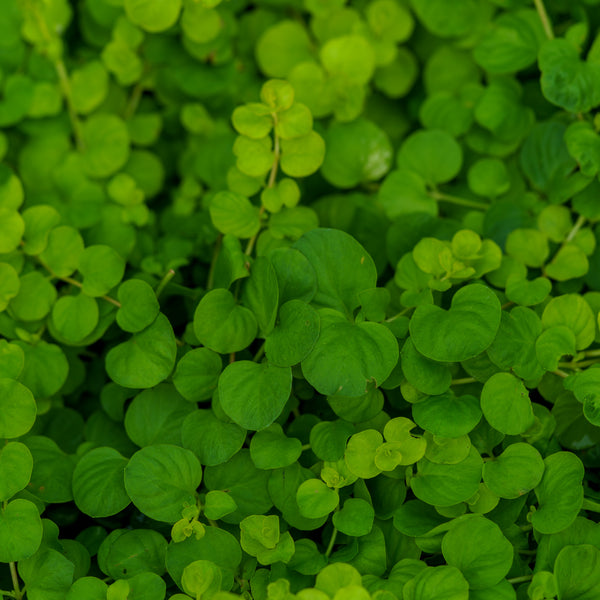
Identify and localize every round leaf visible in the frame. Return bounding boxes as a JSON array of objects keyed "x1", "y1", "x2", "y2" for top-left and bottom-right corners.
[
  {"x1": 106, "y1": 313, "x2": 177, "y2": 389},
  {"x1": 173, "y1": 348, "x2": 222, "y2": 403},
  {"x1": 0, "y1": 499, "x2": 43, "y2": 562},
  {"x1": 409, "y1": 284, "x2": 501, "y2": 362},
  {"x1": 124, "y1": 444, "x2": 202, "y2": 523},
  {"x1": 218, "y1": 361, "x2": 292, "y2": 431},
  {"x1": 481, "y1": 373, "x2": 535, "y2": 435},
  {"x1": 51, "y1": 293, "x2": 99, "y2": 343},
  {"x1": 193, "y1": 289, "x2": 258, "y2": 354},
  {"x1": 413, "y1": 392, "x2": 482, "y2": 438},
  {"x1": 125, "y1": 0, "x2": 182, "y2": 32},
  {"x1": 82, "y1": 114, "x2": 130, "y2": 178},
  {"x1": 0, "y1": 378, "x2": 37, "y2": 439},
  {"x1": 0, "y1": 442, "x2": 33, "y2": 502},
  {"x1": 72, "y1": 447, "x2": 130, "y2": 518},
  {"x1": 116, "y1": 279, "x2": 160, "y2": 333},
  {"x1": 296, "y1": 479, "x2": 339, "y2": 519},
  {"x1": 332, "y1": 498, "x2": 374, "y2": 537},
  {"x1": 79, "y1": 245, "x2": 126, "y2": 297}
]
